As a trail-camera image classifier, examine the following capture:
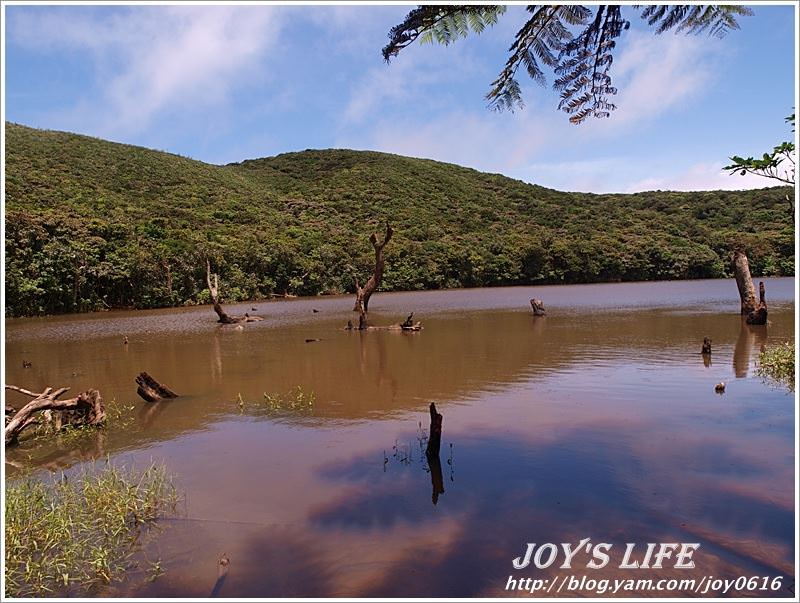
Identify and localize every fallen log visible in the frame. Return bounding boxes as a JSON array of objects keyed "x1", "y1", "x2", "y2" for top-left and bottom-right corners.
[
  {"x1": 136, "y1": 372, "x2": 179, "y2": 403},
  {"x1": 345, "y1": 323, "x2": 423, "y2": 332},
  {"x1": 5, "y1": 386, "x2": 105, "y2": 446}
]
